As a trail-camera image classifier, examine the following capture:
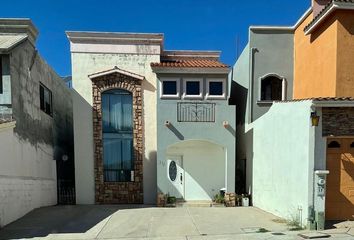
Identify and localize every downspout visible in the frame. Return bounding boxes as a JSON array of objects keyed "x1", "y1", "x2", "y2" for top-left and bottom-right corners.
[{"x1": 248, "y1": 47, "x2": 258, "y2": 124}]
